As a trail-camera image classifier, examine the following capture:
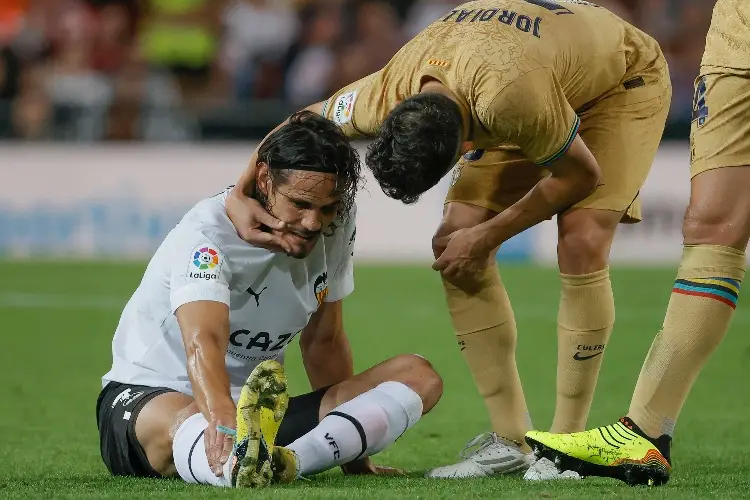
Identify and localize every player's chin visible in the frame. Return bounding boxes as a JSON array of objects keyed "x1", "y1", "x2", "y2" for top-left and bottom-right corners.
[{"x1": 285, "y1": 234, "x2": 320, "y2": 259}]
